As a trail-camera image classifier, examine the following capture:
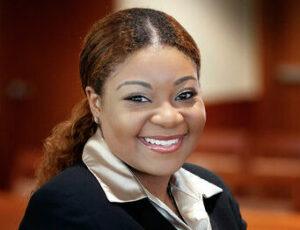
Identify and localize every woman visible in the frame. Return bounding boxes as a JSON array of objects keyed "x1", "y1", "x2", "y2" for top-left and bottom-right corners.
[{"x1": 20, "y1": 8, "x2": 246, "y2": 230}]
